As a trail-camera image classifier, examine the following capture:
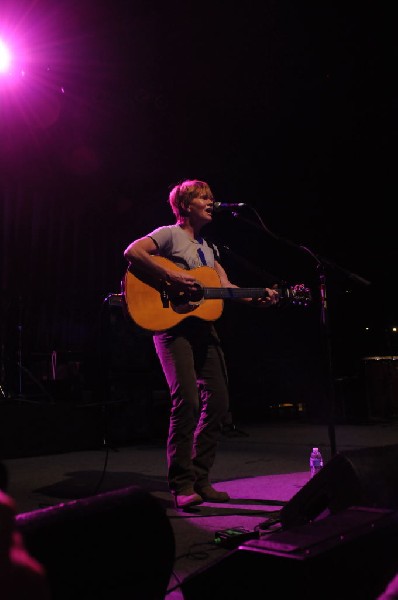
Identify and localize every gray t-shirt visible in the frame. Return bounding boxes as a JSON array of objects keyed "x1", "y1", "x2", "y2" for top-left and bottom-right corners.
[{"x1": 148, "y1": 224, "x2": 219, "y2": 270}]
